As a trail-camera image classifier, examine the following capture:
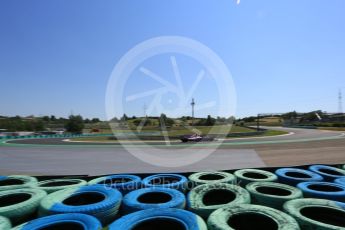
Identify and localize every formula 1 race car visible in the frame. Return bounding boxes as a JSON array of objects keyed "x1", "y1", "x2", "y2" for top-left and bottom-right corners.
[{"x1": 180, "y1": 134, "x2": 215, "y2": 143}]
